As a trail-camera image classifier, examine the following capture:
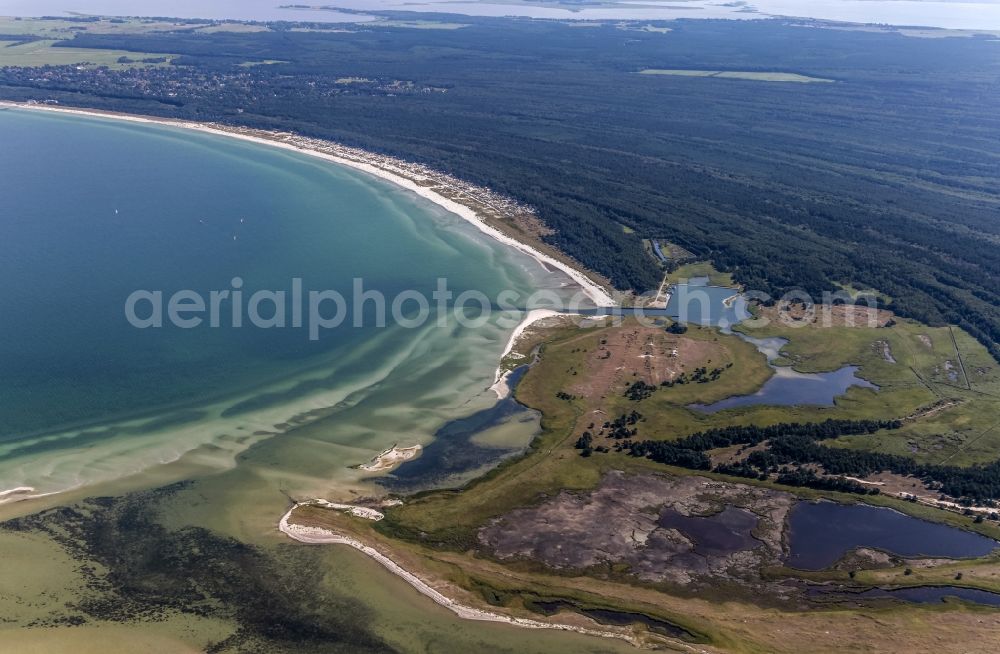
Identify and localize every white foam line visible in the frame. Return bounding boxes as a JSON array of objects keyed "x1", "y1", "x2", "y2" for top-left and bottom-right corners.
[{"x1": 0, "y1": 486, "x2": 65, "y2": 506}]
